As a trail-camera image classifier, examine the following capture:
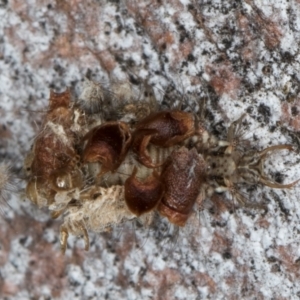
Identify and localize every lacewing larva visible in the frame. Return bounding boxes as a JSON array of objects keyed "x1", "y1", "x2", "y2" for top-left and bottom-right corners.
[{"x1": 24, "y1": 80, "x2": 299, "y2": 253}]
